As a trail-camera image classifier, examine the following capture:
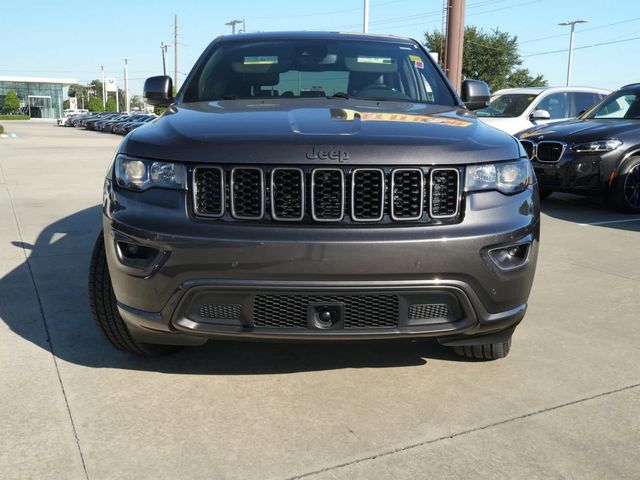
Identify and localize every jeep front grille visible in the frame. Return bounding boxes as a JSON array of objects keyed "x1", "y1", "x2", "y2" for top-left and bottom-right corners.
[
  {"x1": 192, "y1": 165, "x2": 461, "y2": 224},
  {"x1": 231, "y1": 167, "x2": 264, "y2": 219},
  {"x1": 430, "y1": 168, "x2": 460, "y2": 218}
]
